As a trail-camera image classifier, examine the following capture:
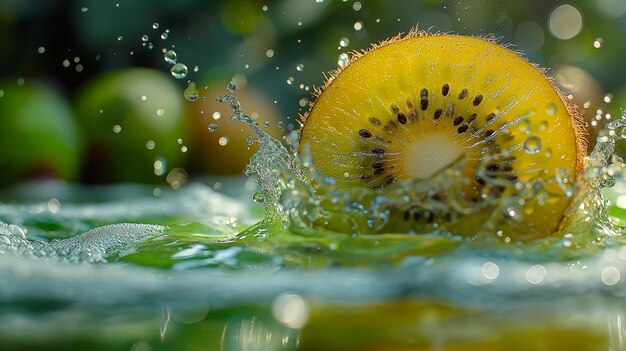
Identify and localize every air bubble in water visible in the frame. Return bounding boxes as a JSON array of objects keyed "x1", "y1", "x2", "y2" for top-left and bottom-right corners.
[
  {"x1": 152, "y1": 22, "x2": 159, "y2": 29},
  {"x1": 164, "y1": 50, "x2": 177, "y2": 64},
  {"x1": 266, "y1": 49, "x2": 274, "y2": 58},
  {"x1": 296, "y1": 63, "x2": 304, "y2": 71},
  {"x1": 141, "y1": 35, "x2": 149, "y2": 42},
  {"x1": 523, "y1": 136, "x2": 542, "y2": 154},
  {"x1": 353, "y1": 2, "x2": 362, "y2": 11},
  {"x1": 161, "y1": 31, "x2": 169, "y2": 40},
  {"x1": 184, "y1": 82, "x2": 199, "y2": 102},
  {"x1": 546, "y1": 103, "x2": 557, "y2": 116},
  {"x1": 338, "y1": 53, "x2": 350, "y2": 67},
  {"x1": 218, "y1": 136, "x2": 229, "y2": 146},
  {"x1": 208, "y1": 123, "x2": 217, "y2": 132},
  {"x1": 212, "y1": 112, "x2": 221, "y2": 120},
  {"x1": 62, "y1": 59, "x2": 70, "y2": 67},
  {"x1": 37, "y1": 46, "x2": 45, "y2": 54},
  {"x1": 170, "y1": 63, "x2": 188, "y2": 79},
  {"x1": 339, "y1": 37, "x2": 350, "y2": 47},
  {"x1": 604, "y1": 94, "x2": 612, "y2": 103},
  {"x1": 146, "y1": 140, "x2": 155, "y2": 150}
]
